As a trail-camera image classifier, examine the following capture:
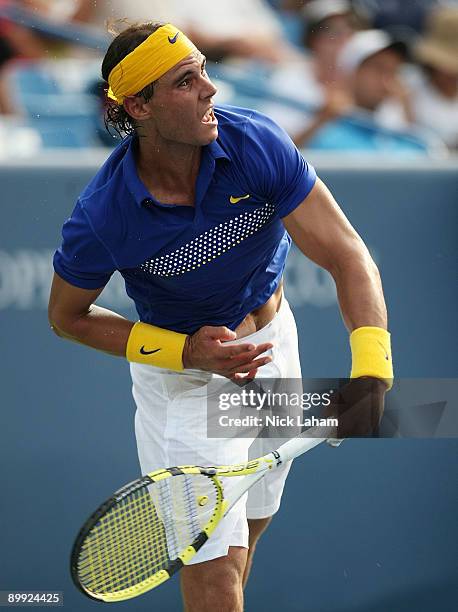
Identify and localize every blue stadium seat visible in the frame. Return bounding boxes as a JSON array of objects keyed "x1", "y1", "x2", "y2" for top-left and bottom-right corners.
[
  {"x1": 5, "y1": 64, "x2": 100, "y2": 148},
  {"x1": 8, "y1": 63, "x2": 61, "y2": 97},
  {"x1": 18, "y1": 92, "x2": 98, "y2": 120},
  {"x1": 32, "y1": 117, "x2": 99, "y2": 148}
]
